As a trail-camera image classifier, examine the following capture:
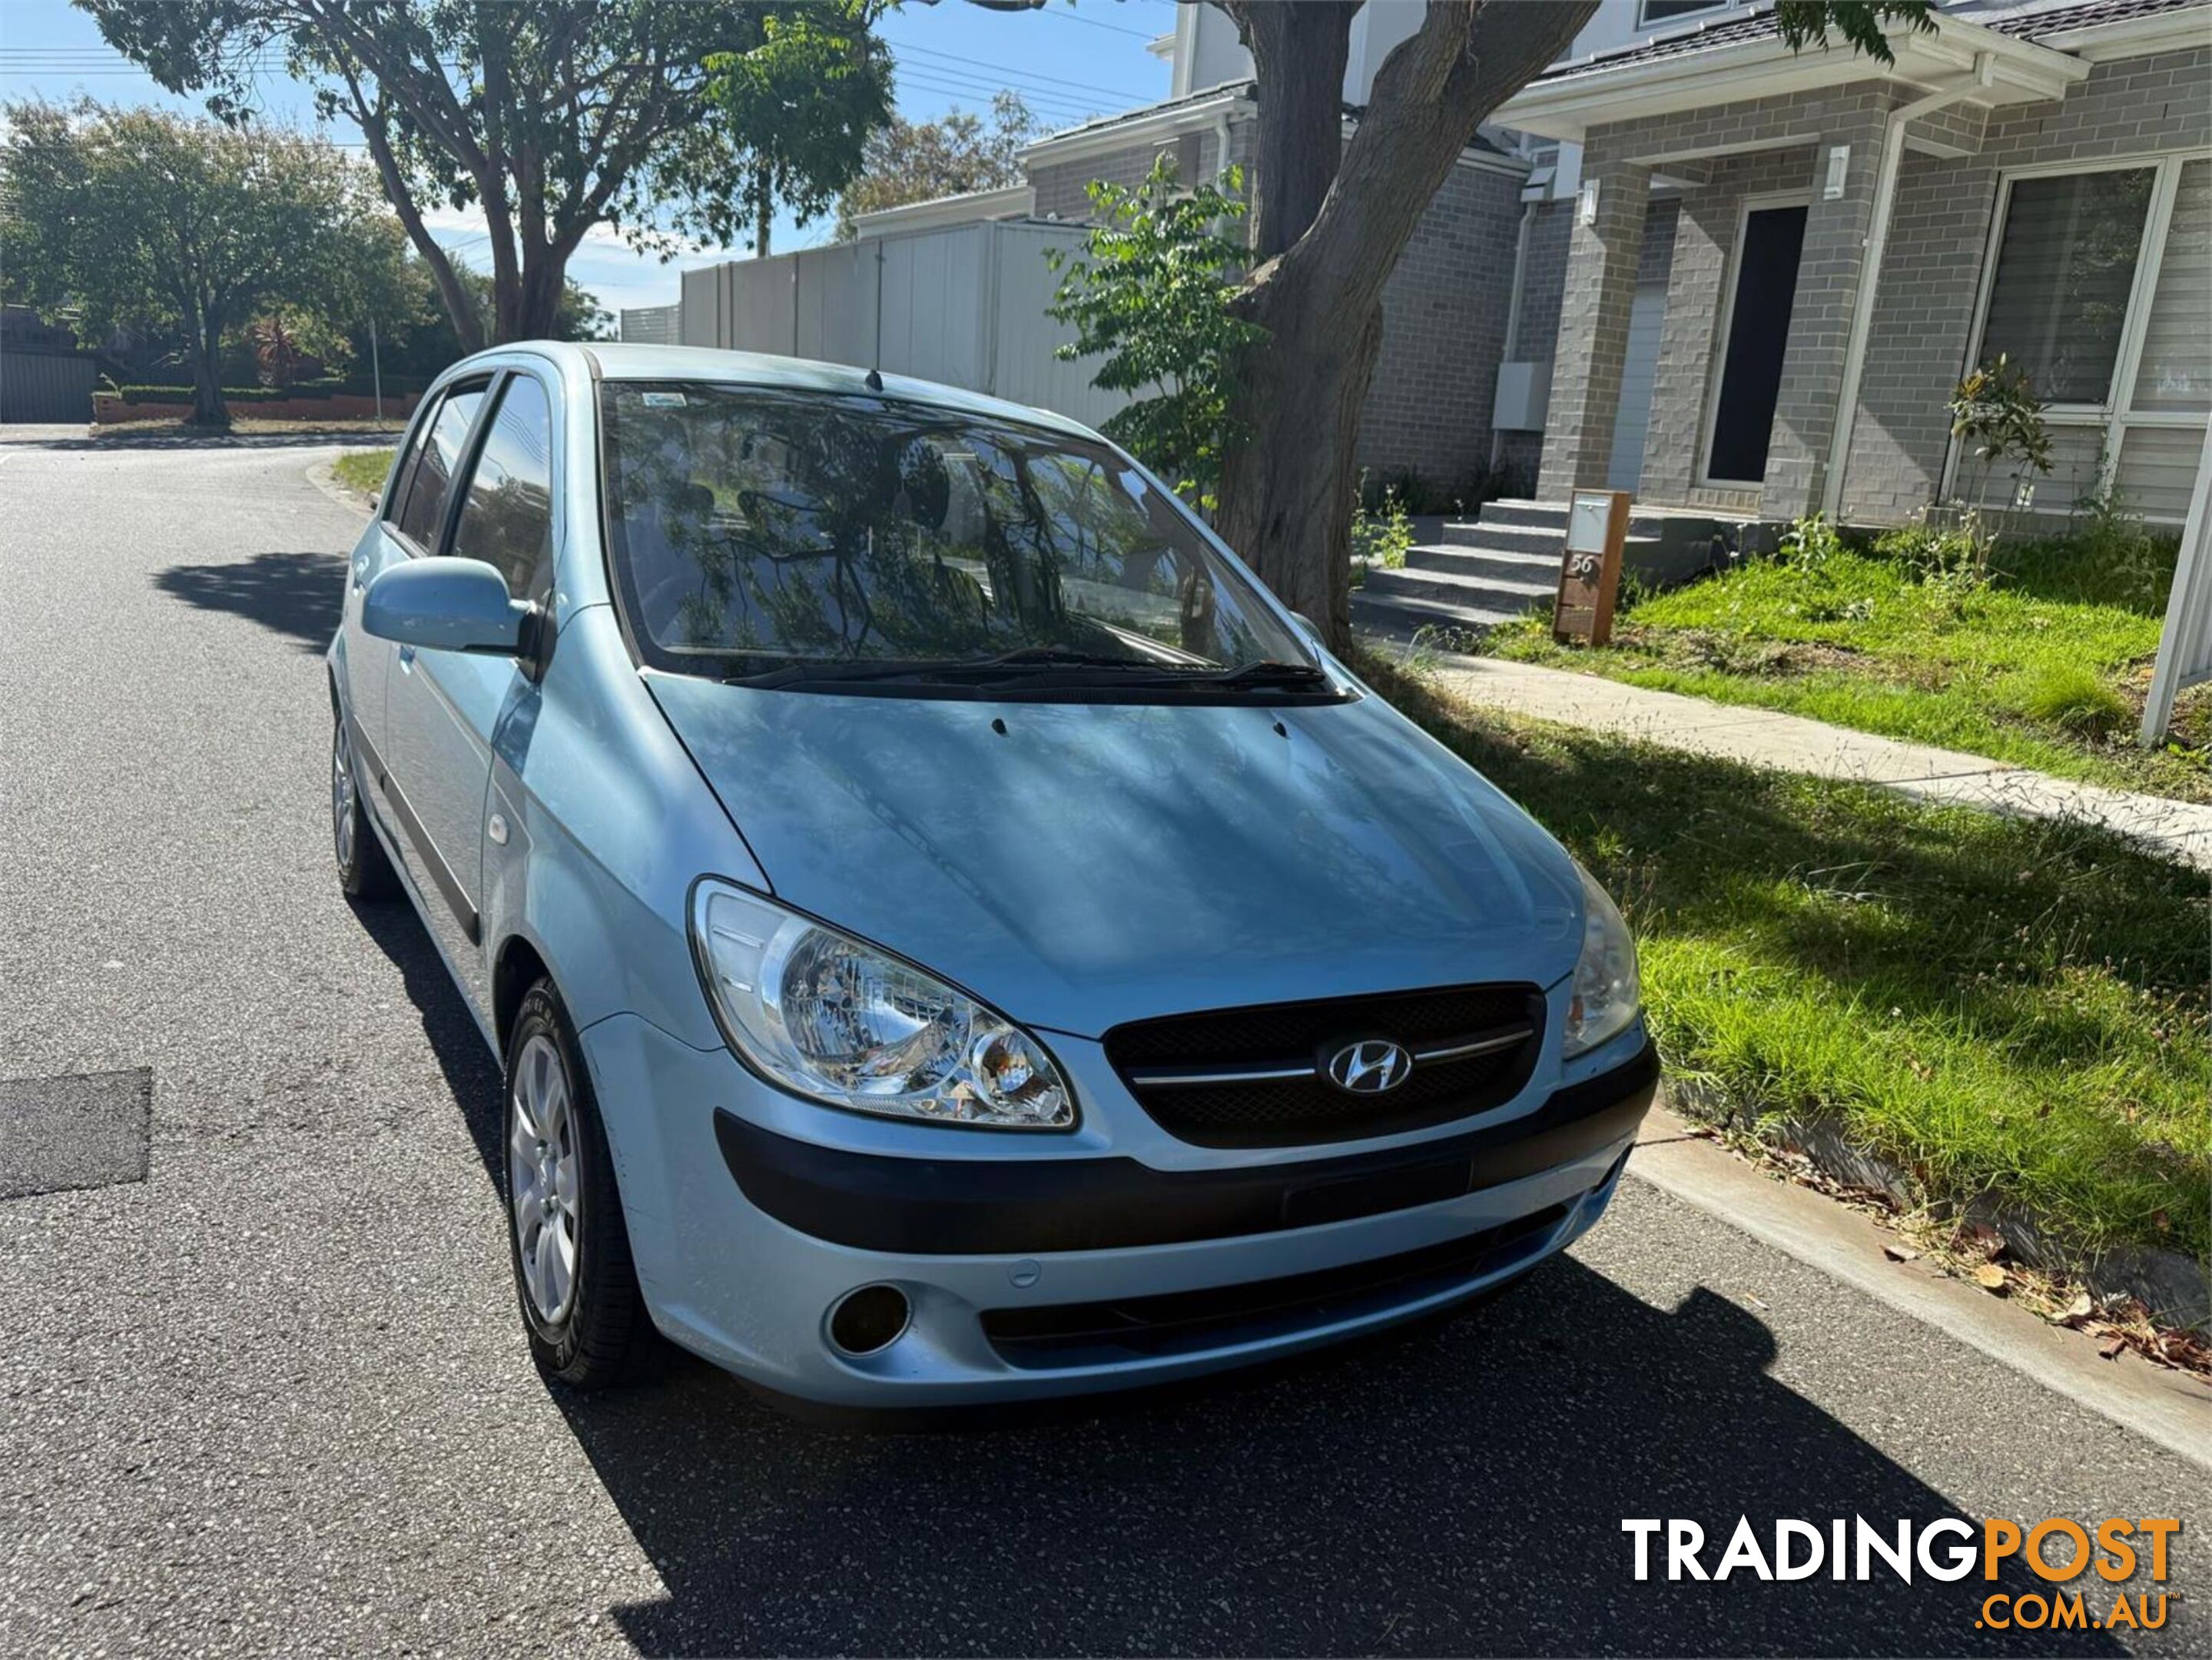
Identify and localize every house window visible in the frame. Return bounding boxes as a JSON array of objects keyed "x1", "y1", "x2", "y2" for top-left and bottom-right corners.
[
  {"x1": 1958, "y1": 154, "x2": 2210, "y2": 520},
  {"x1": 1640, "y1": 0, "x2": 1726, "y2": 25},
  {"x1": 1977, "y1": 168, "x2": 2153, "y2": 406}
]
